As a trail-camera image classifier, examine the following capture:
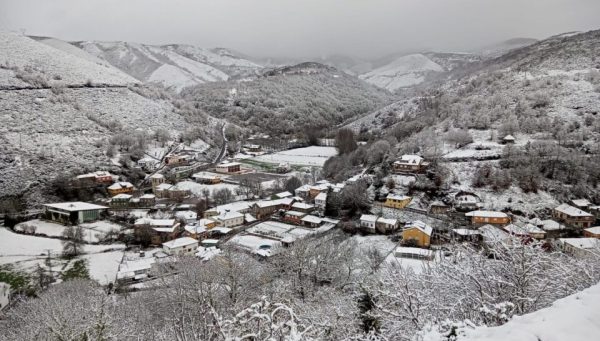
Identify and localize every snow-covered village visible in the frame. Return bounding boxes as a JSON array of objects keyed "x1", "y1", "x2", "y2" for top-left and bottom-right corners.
[{"x1": 1, "y1": 1, "x2": 600, "y2": 340}]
